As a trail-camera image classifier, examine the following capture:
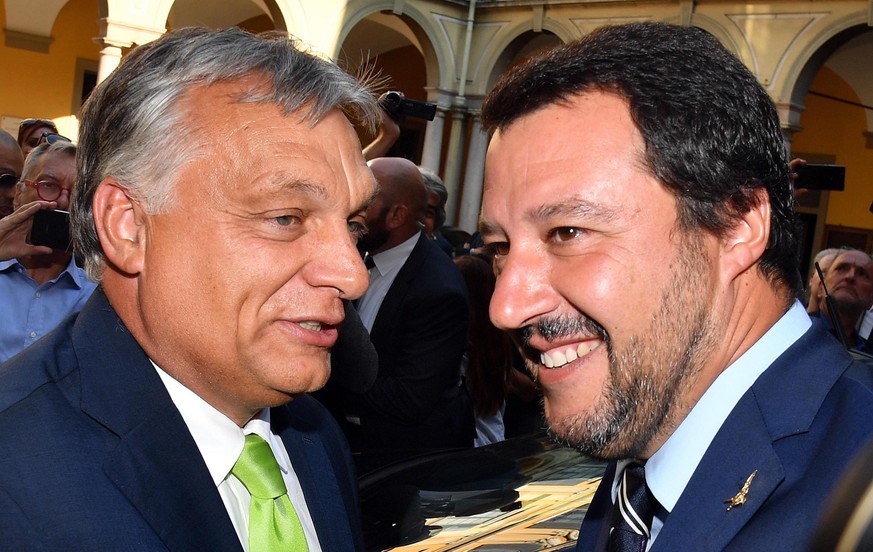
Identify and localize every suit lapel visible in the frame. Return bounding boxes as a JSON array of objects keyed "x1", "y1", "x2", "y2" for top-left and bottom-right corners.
[
  {"x1": 74, "y1": 291, "x2": 241, "y2": 552},
  {"x1": 651, "y1": 395, "x2": 784, "y2": 551},
  {"x1": 653, "y1": 324, "x2": 851, "y2": 551},
  {"x1": 273, "y1": 402, "x2": 358, "y2": 550},
  {"x1": 370, "y1": 233, "x2": 427, "y2": 345}
]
